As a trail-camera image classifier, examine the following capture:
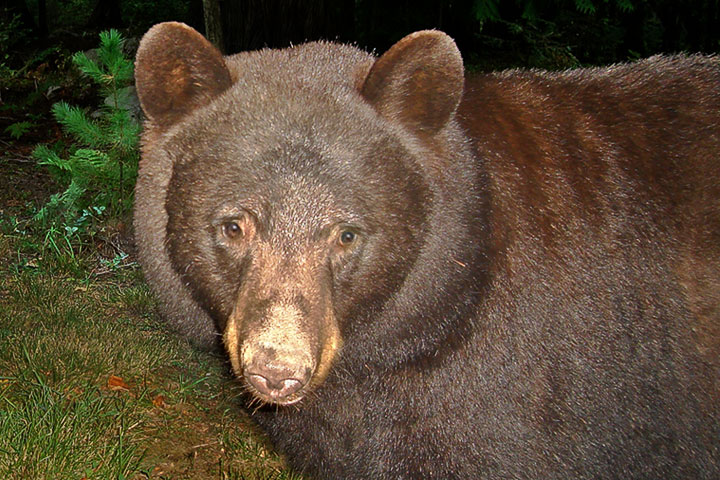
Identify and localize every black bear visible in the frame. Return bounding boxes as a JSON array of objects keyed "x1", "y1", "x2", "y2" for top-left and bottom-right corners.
[{"x1": 134, "y1": 22, "x2": 720, "y2": 479}]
